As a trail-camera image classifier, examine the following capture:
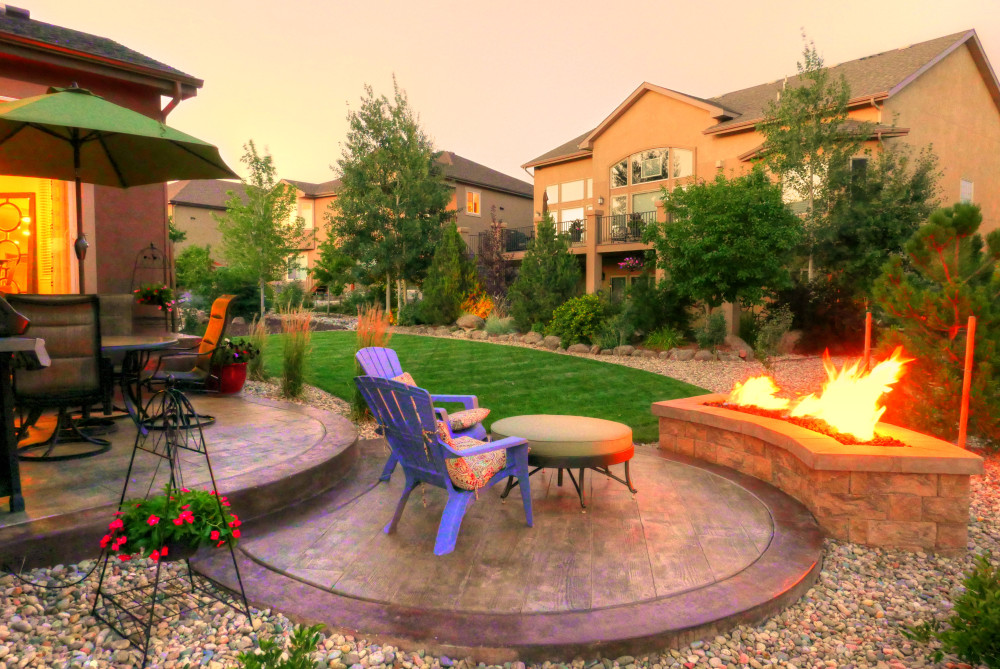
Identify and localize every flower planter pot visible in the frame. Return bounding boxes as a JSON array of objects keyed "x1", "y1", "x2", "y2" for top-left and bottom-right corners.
[
  {"x1": 133, "y1": 302, "x2": 169, "y2": 335},
  {"x1": 209, "y1": 362, "x2": 247, "y2": 394}
]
